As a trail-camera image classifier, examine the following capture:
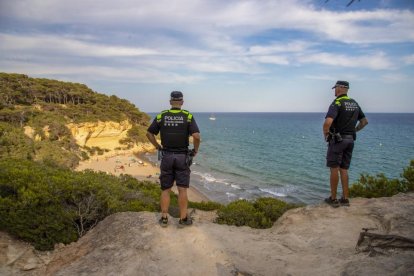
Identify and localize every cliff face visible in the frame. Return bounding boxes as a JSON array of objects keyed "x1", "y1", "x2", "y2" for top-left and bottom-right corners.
[
  {"x1": 66, "y1": 120, "x2": 132, "y2": 150},
  {"x1": 23, "y1": 120, "x2": 155, "y2": 158},
  {"x1": 1, "y1": 193, "x2": 413, "y2": 276}
]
